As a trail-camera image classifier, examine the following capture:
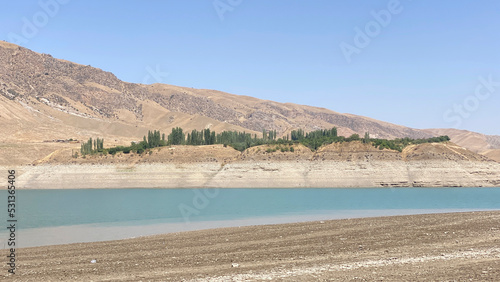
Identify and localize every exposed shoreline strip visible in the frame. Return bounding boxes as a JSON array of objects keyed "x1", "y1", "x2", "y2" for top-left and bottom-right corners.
[
  {"x1": 5, "y1": 211, "x2": 500, "y2": 280},
  {"x1": 6, "y1": 160, "x2": 500, "y2": 189}
]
